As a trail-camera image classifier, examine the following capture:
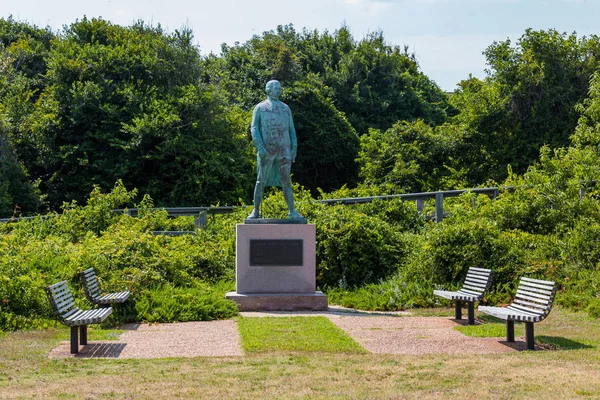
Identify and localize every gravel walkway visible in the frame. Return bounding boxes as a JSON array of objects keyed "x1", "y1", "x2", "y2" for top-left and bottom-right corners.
[
  {"x1": 48, "y1": 309, "x2": 525, "y2": 359},
  {"x1": 48, "y1": 320, "x2": 242, "y2": 359}
]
